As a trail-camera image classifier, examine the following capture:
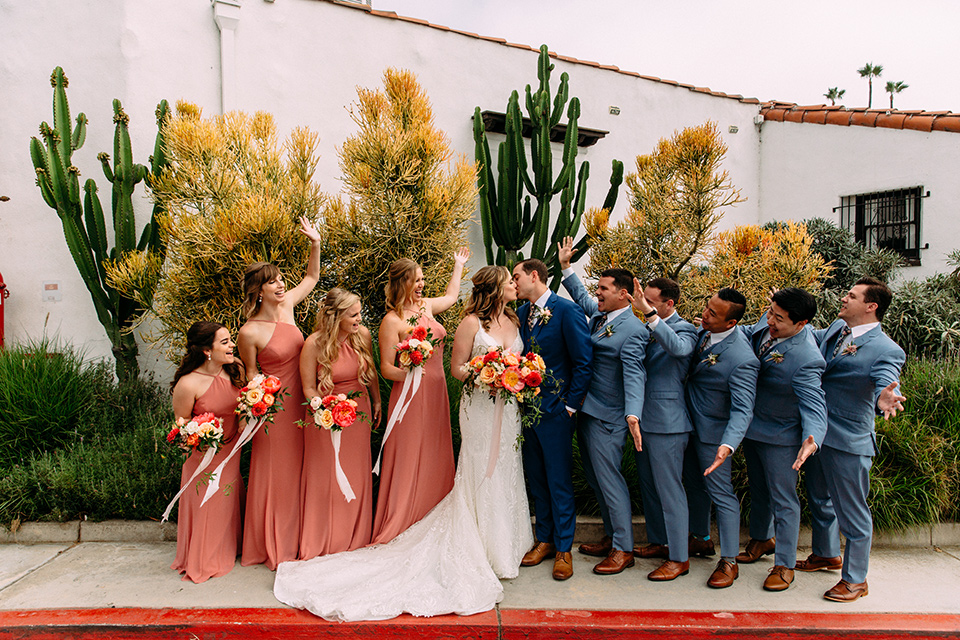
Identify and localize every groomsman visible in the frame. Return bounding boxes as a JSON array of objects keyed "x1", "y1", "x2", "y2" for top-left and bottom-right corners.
[
  {"x1": 737, "y1": 288, "x2": 828, "y2": 592},
  {"x1": 798, "y1": 277, "x2": 905, "y2": 602},
  {"x1": 686, "y1": 288, "x2": 760, "y2": 588},
  {"x1": 622, "y1": 275, "x2": 701, "y2": 581},
  {"x1": 514, "y1": 259, "x2": 593, "y2": 581},
  {"x1": 560, "y1": 253, "x2": 648, "y2": 576}
]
